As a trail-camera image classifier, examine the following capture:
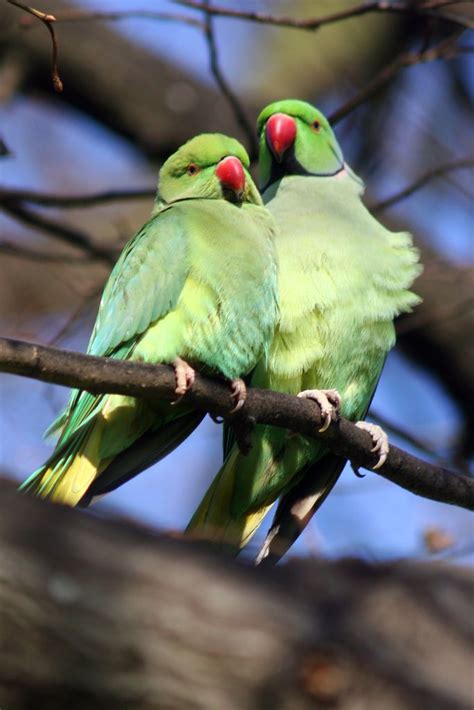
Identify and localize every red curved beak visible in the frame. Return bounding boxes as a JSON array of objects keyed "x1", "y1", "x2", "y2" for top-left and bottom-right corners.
[
  {"x1": 215, "y1": 156, "x2": 246, "y2": 199},
  {"x1": 266, "y1": 113, "x2": 297, "y2": 162}
]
